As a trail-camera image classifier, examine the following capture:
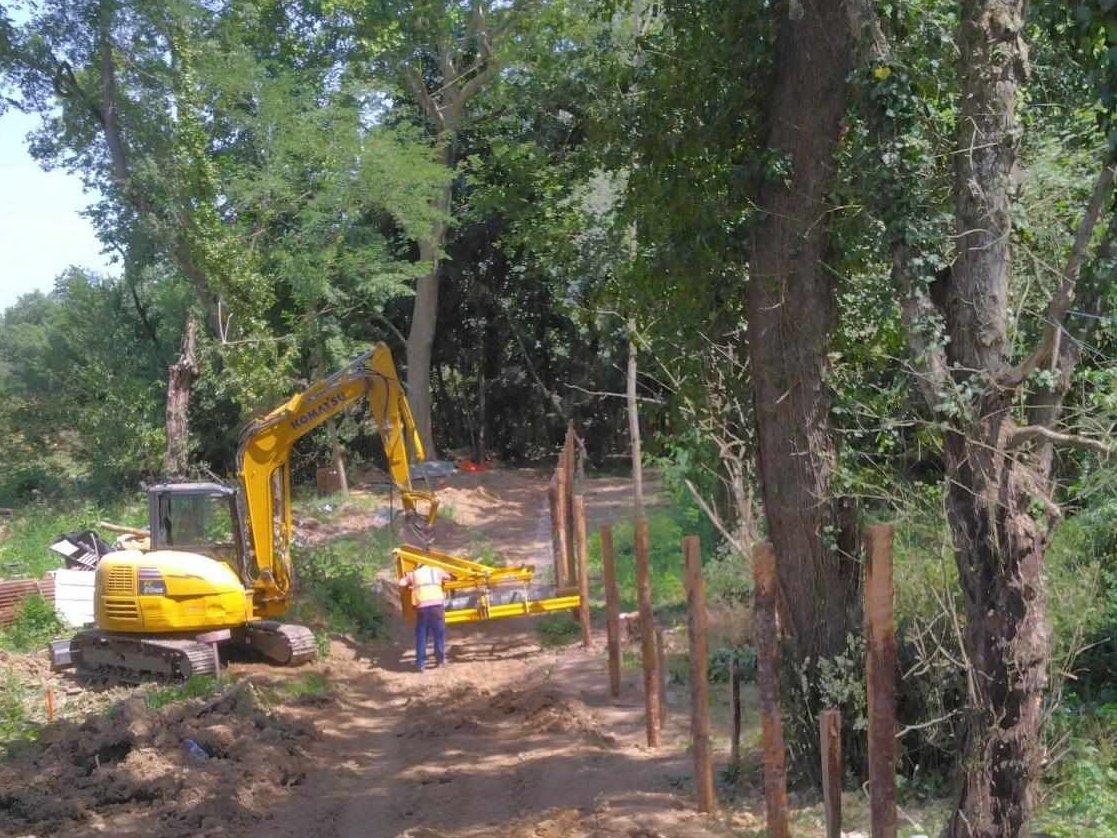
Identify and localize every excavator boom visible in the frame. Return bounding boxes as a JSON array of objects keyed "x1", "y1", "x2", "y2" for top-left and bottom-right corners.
[{"x1": 236, "y1": 344, "x2": 429, "y2": 614}]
